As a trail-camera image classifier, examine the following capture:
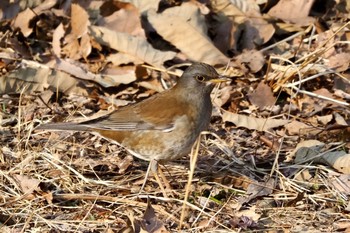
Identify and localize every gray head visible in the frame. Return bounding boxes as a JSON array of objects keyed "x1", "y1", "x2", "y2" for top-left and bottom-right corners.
[{"x1": 176, "y1": 63, "x2": 224, "y2": 94}]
